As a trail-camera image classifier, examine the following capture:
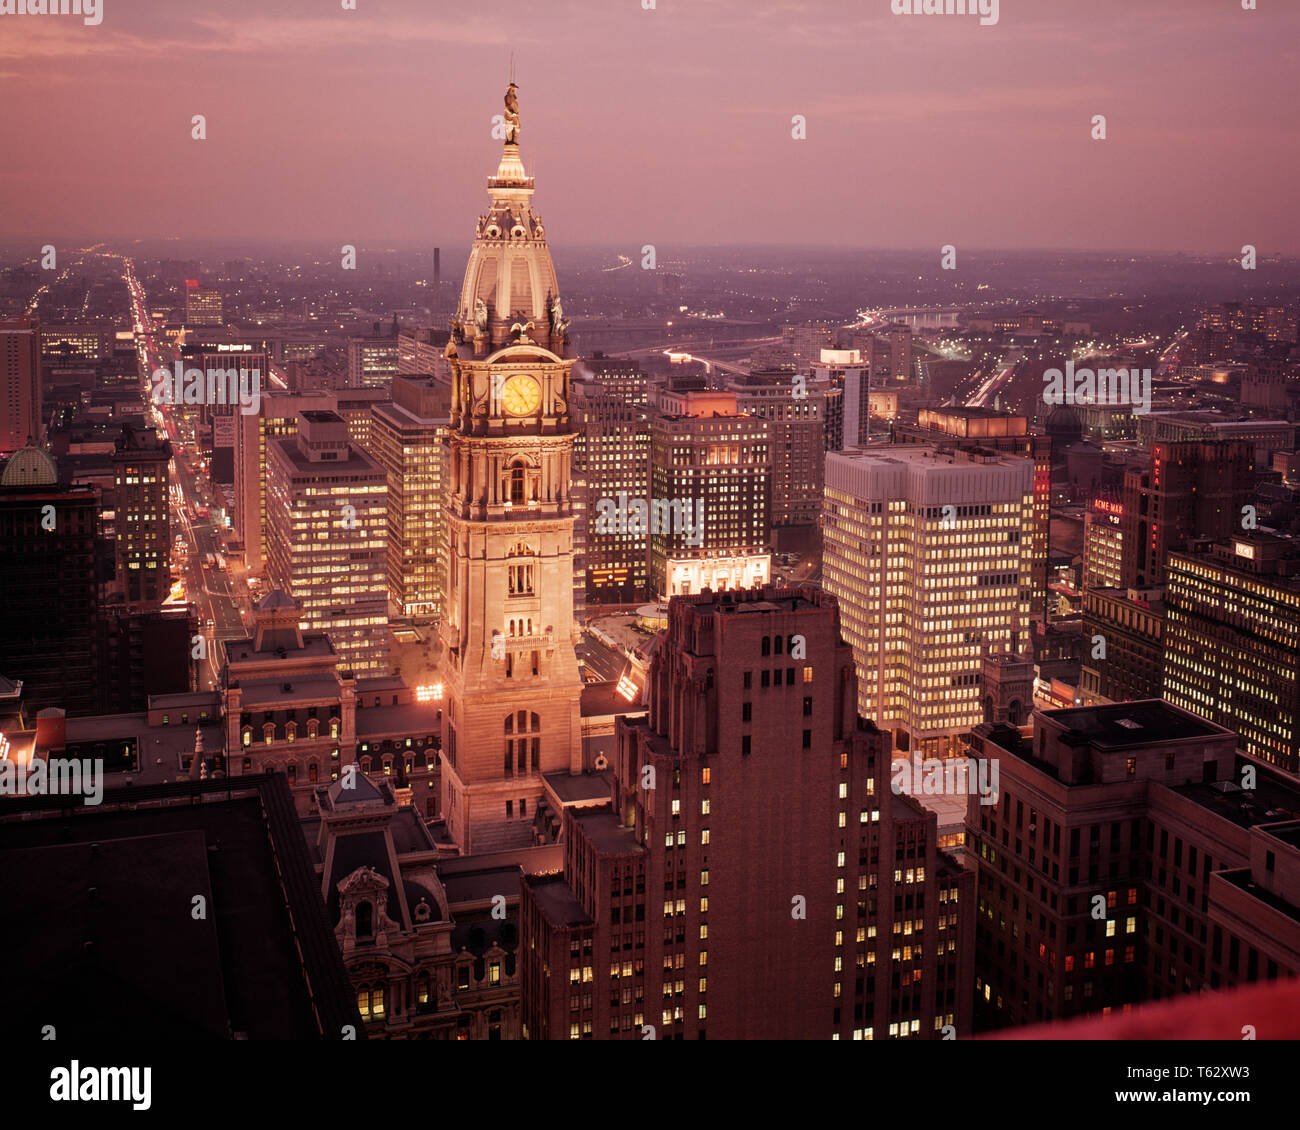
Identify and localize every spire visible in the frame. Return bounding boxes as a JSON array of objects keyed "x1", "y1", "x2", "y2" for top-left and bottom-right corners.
[{"x1": 451, "y1": 81, "x2": 566, "y2": 357}]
